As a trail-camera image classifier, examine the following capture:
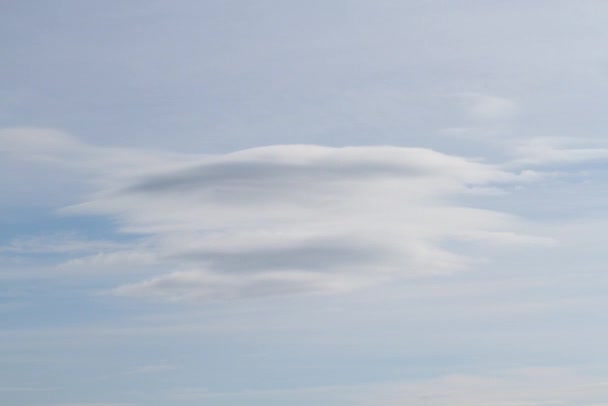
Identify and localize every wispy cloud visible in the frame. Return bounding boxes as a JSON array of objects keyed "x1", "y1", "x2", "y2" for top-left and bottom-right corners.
[{"x1": 509, "y1": 136, "x2": 608, "y2": 167}]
